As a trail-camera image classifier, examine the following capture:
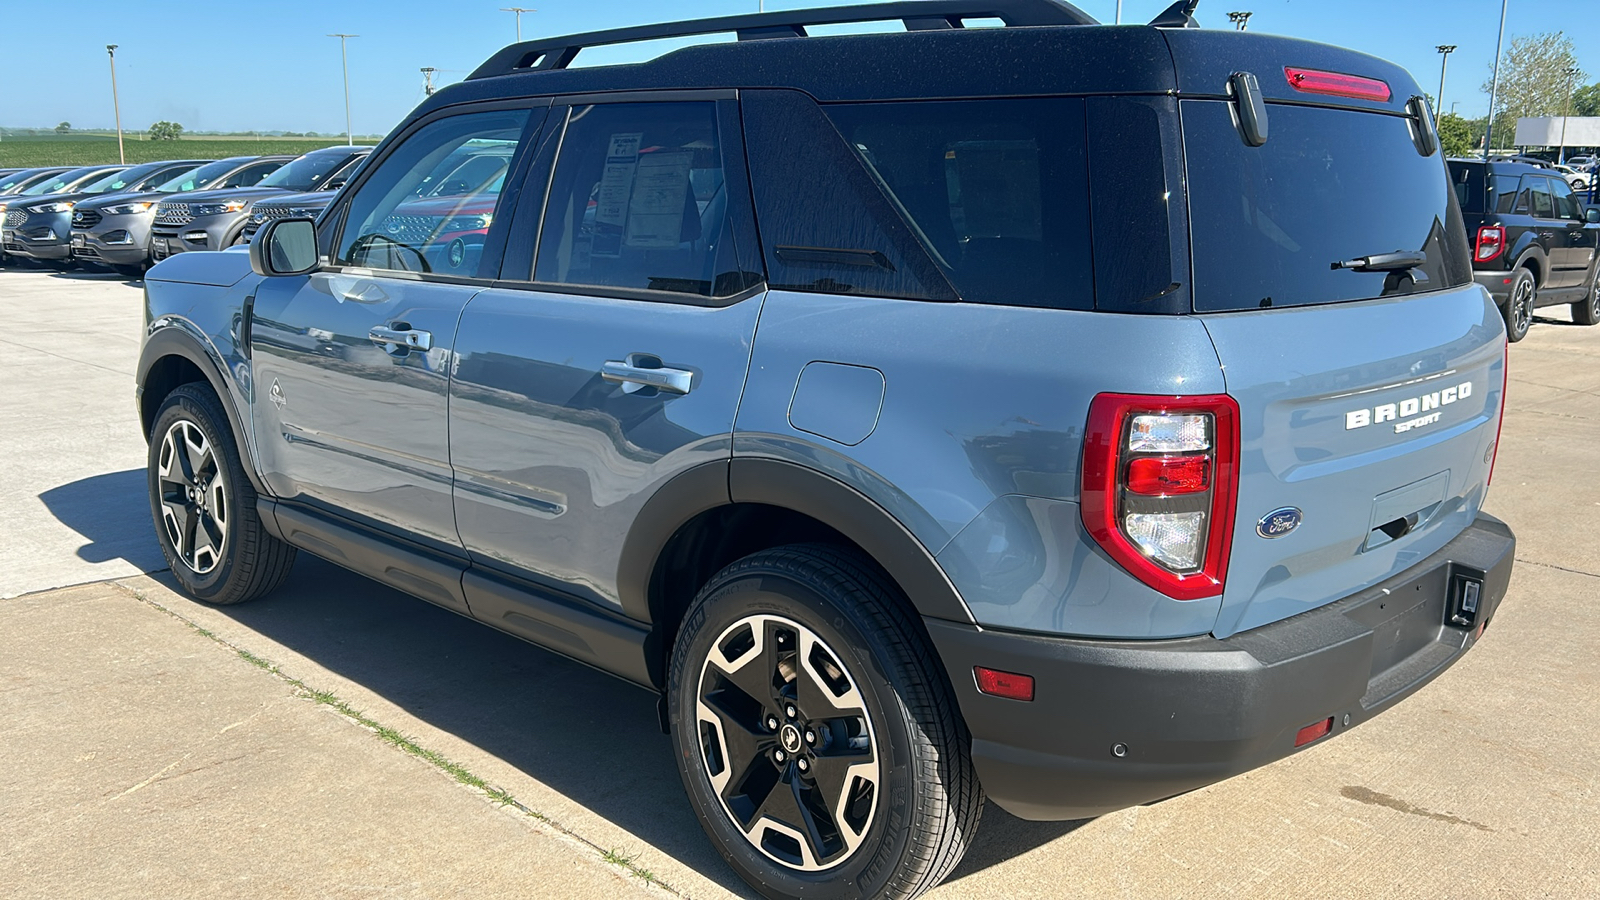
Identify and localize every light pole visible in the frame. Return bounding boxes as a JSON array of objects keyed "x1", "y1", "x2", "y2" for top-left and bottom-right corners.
[
  {"x1": 1116, "y1": 1, "x2": 1122, "y2": 24},
  {"x1": 328, "y1": 34, "x2": 358, "y2": 145},
  {"x1": 1557, "y1": 65, "x2": 1579, "y2": 164},
  {"x1": 421, "y1": 67, "x2": 437, "y2": 97},
  {"x1": 1484, "y1": 0, "x2": 1509, "y2": 159},
  {"x1": 106, "y1": 45, "x2": 125, "y2": 165},
  {"x1": 1435, "y1": 45, "x2": 1456, "y2": 115},
  {"x1": 500, "y1": 7, "x2": 535, "y2": 42}
]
